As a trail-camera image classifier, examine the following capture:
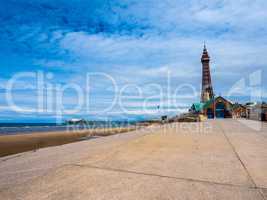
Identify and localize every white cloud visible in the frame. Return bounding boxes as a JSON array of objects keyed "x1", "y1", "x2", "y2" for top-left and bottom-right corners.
[{"x1": 1, "y1": 0, "x2": 267, "y2": 121}]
